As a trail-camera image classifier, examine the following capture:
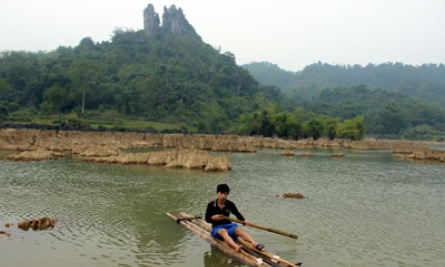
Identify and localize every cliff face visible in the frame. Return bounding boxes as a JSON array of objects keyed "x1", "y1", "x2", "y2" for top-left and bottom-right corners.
[
  {"x1": 143, "y1": 4, "x2": 160, "y2": 36},
  {"x1": 144, "y1": 4, "x2": 198, "y2": 37}
]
